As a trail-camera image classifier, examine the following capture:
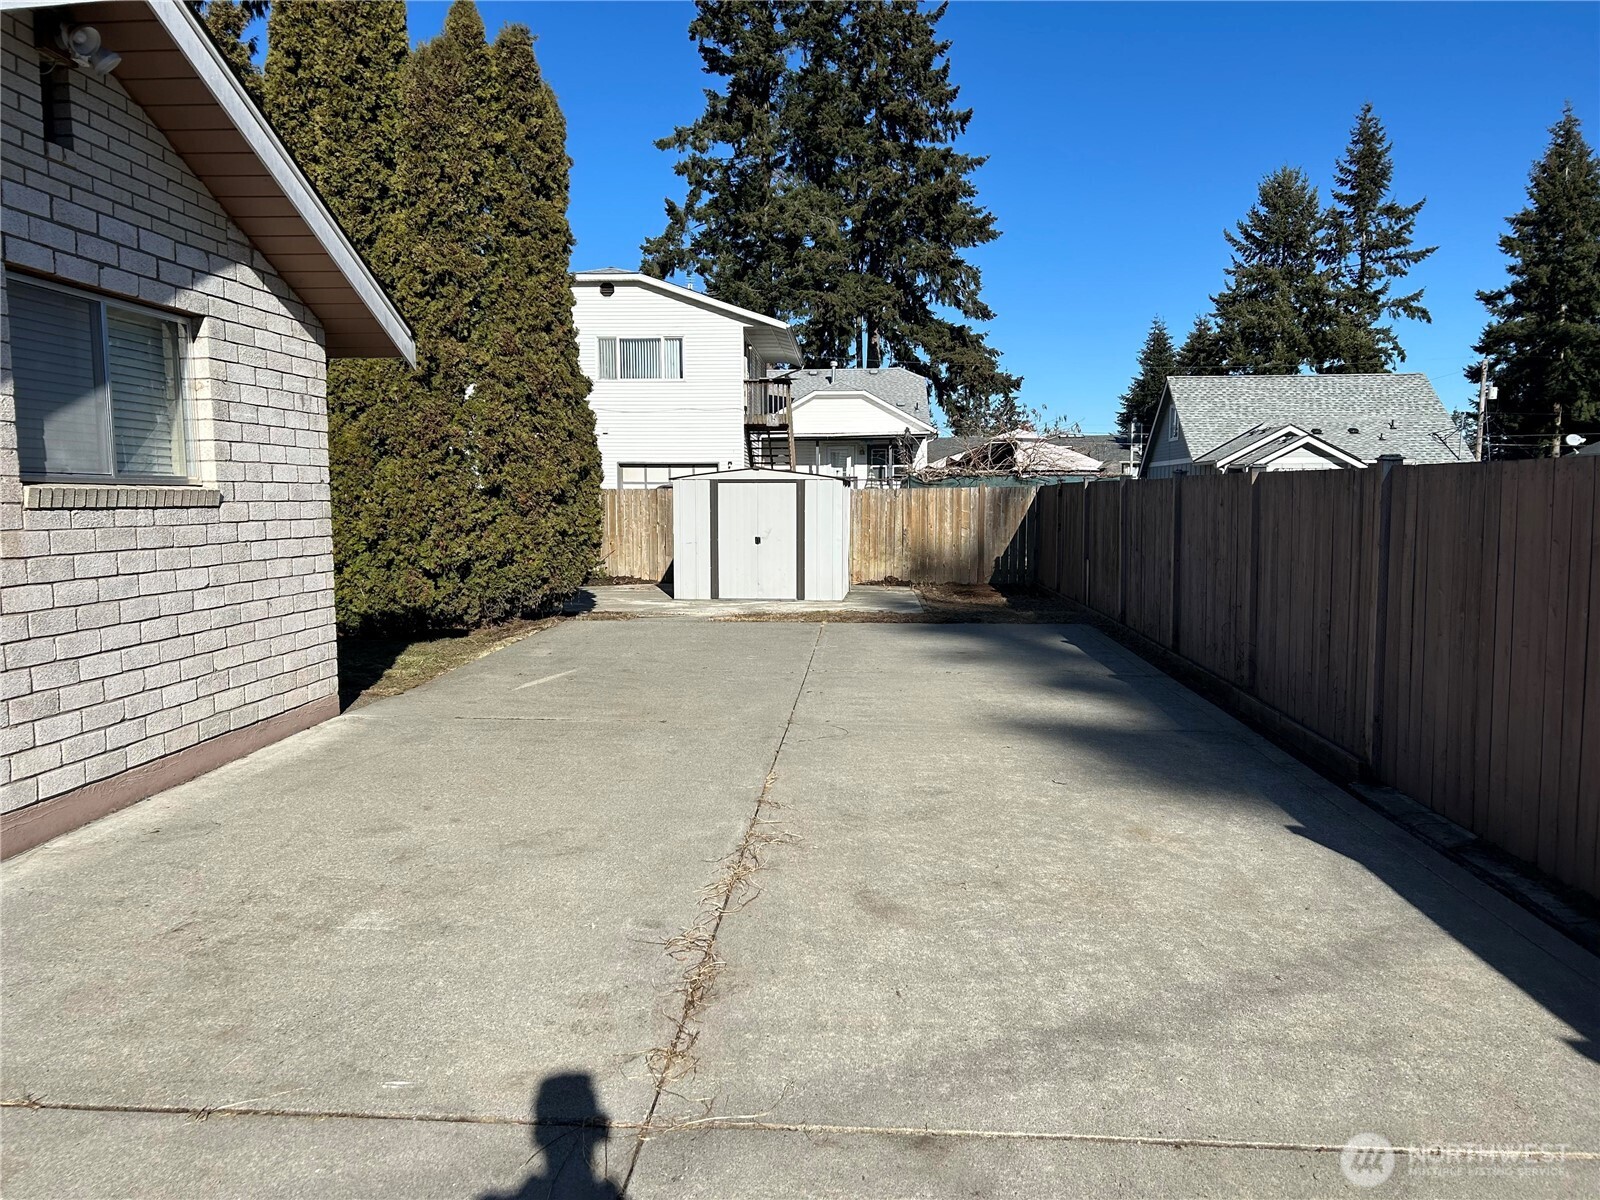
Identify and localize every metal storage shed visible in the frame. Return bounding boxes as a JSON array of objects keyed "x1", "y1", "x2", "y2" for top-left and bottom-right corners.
[{"x1": 672, "y1": 469, "x2": 850, "y2": 601}]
